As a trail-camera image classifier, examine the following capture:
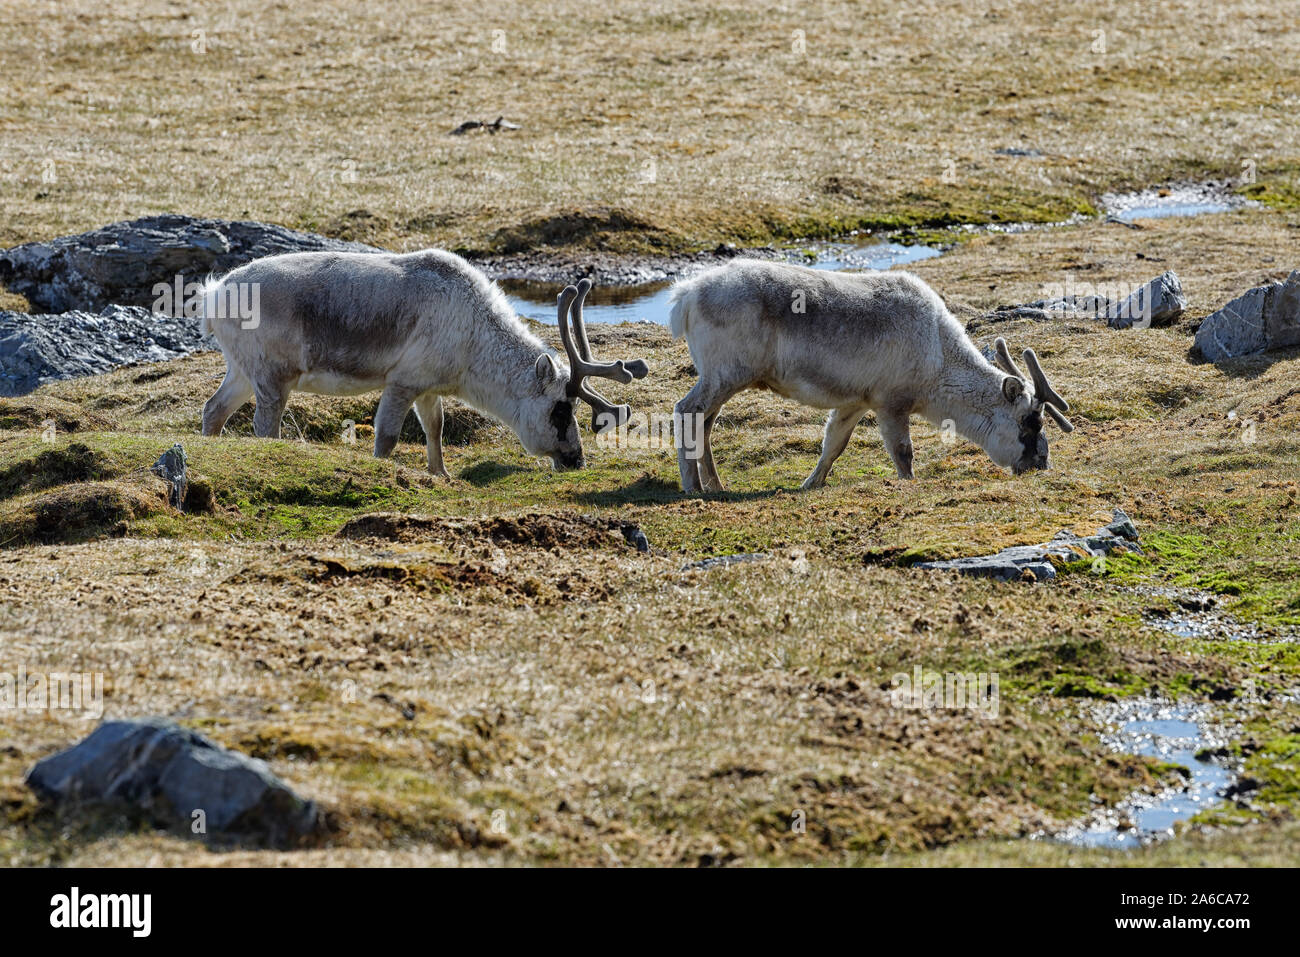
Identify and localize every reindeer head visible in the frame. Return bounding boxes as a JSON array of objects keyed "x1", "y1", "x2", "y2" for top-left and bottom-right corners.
[
  {"x1": 985, "y1": 337, "x2": 1074, "y2": 474},
  {"x1": 527, "y1": 278, "x2": 650, "y2": 471}
]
